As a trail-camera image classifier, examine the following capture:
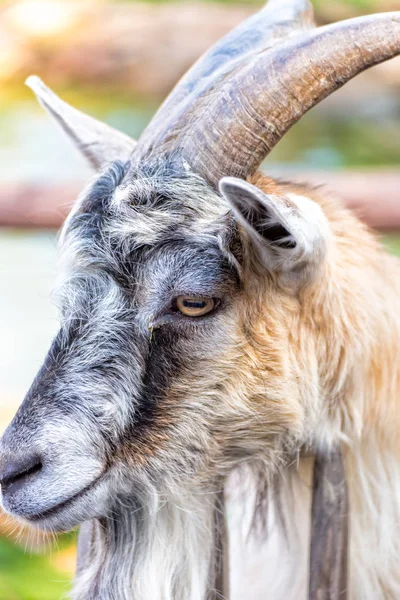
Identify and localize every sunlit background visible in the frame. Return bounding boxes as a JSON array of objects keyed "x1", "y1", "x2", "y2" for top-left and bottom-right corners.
[{"x1": 0, "y1": 0, "x2": 399, "y2": 598}]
